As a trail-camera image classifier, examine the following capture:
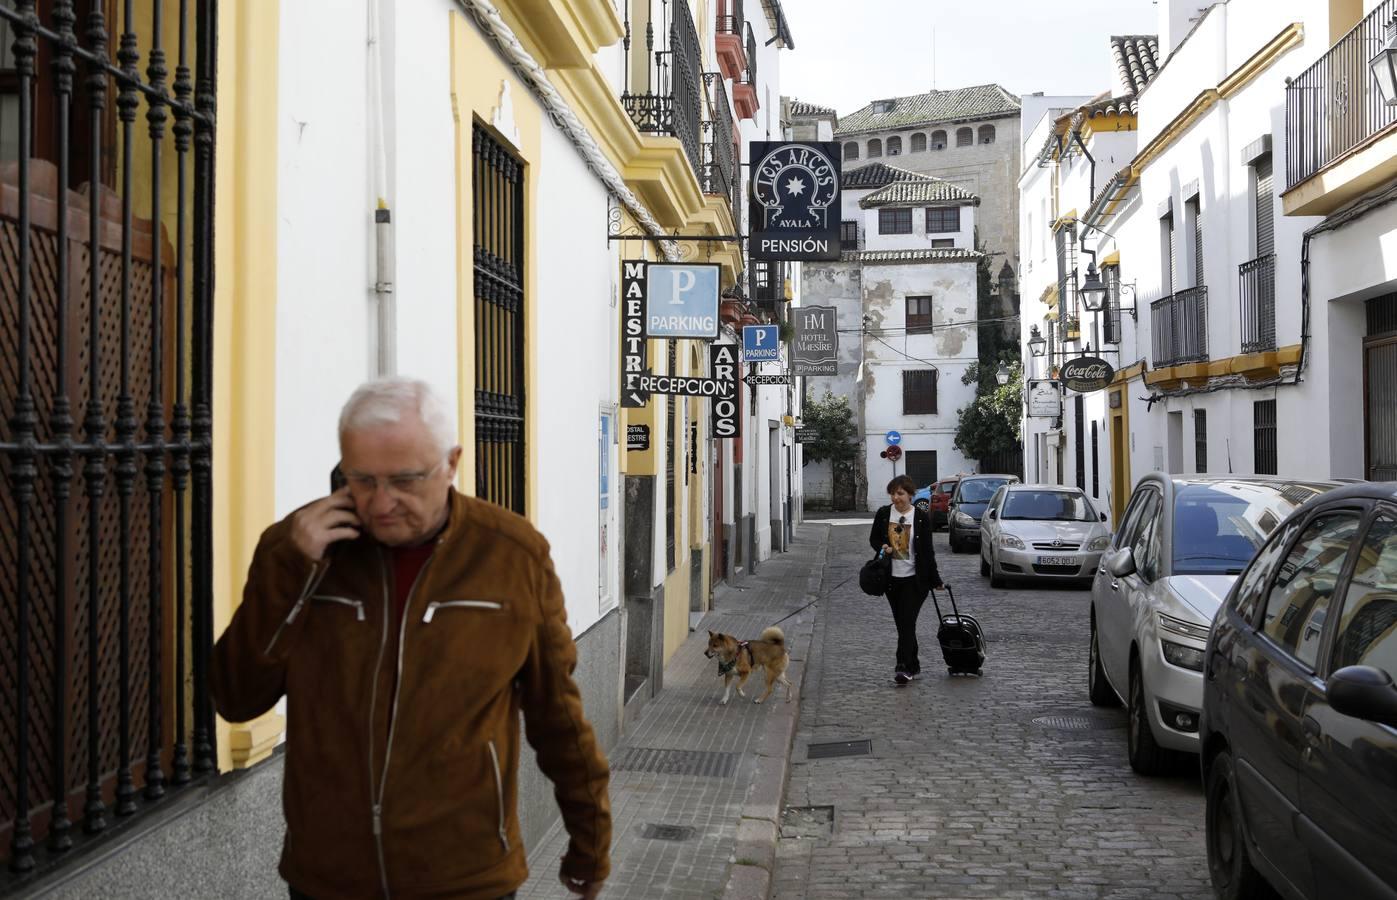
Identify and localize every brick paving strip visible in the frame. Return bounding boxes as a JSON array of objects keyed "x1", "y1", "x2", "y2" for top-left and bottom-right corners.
[{"x1": 518, "y1": 523, "x2": 832, "y2": 900}]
